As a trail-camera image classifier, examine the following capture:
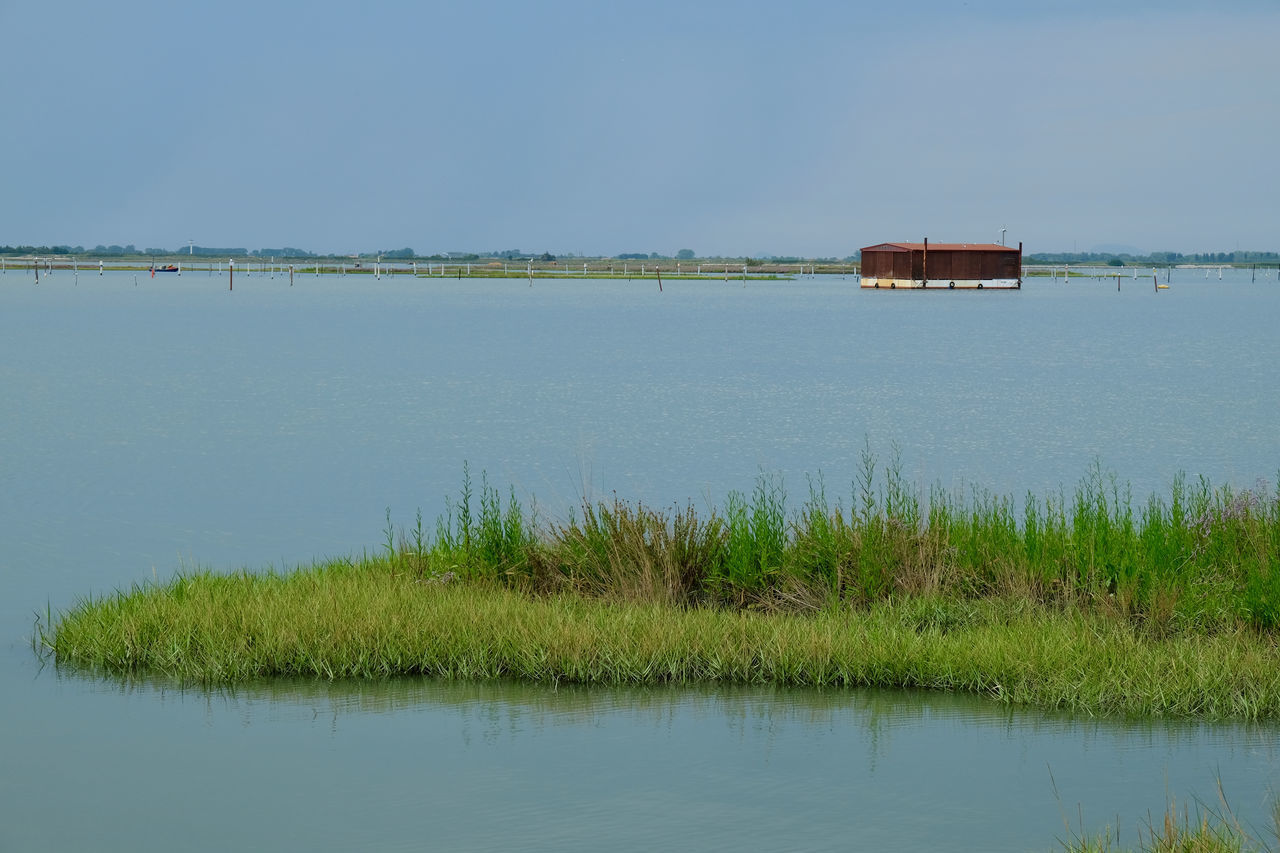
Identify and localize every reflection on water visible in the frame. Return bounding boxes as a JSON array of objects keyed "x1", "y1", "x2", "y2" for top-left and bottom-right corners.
[
  {"x1": 76, "y1": 670, "x2": 1274, "y2": 756},
  {"x1": 38, "y1": 670, "x2": 1278, "y2": 851}
]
